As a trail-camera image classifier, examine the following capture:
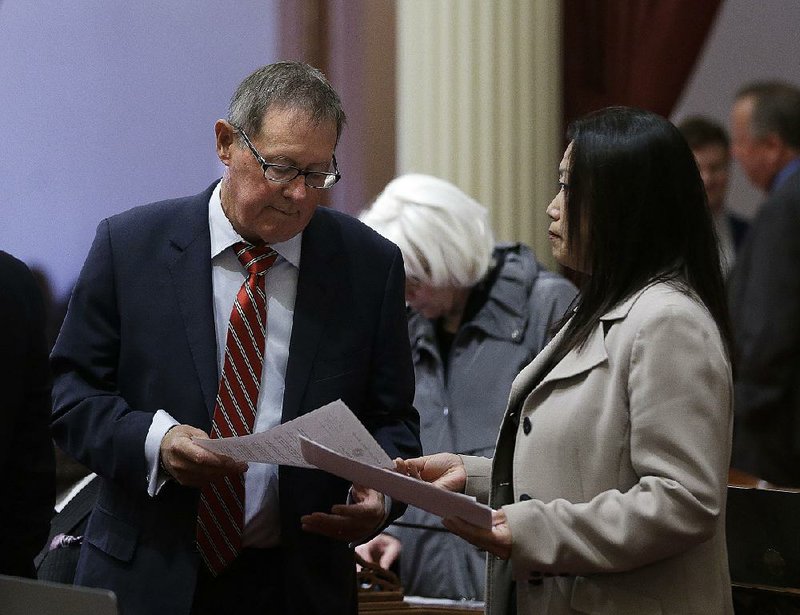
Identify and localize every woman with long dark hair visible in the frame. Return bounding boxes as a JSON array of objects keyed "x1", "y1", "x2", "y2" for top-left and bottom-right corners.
[
  {"x1": 356, "y1": 174, "x2": 575, "y2": 600},
  {"x1": 399, "y1": 107, "x2": 734, "y2": 614}
]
